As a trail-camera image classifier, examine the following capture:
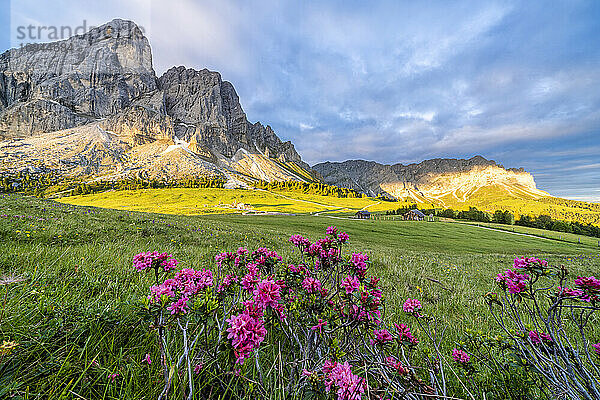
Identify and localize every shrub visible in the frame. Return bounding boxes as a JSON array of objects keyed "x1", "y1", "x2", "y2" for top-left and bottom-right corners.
[
  {"x1": 134, "y1": 230, "x2": 600, "y2": 399},
  {"x1": 135, "y1": 227, "x2": 457, "y2": 399},
  {"x1": 484, "y1": 257, "x2": 600, "y2": 400}
]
